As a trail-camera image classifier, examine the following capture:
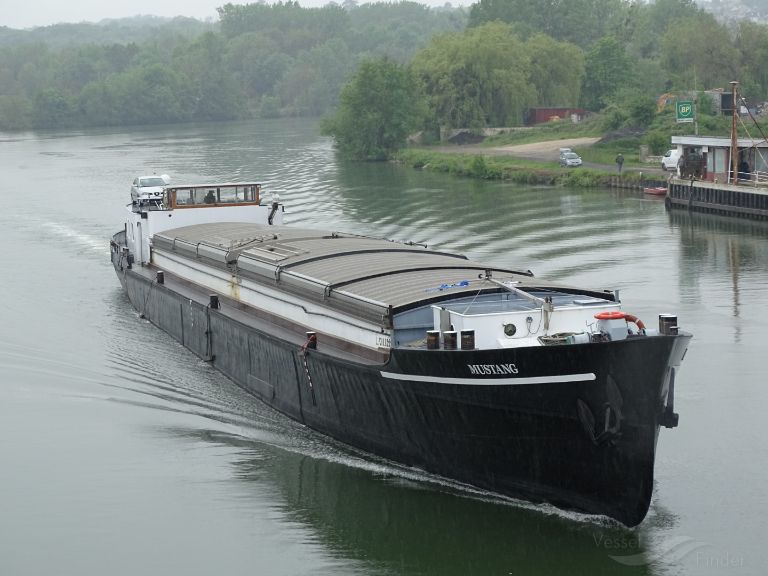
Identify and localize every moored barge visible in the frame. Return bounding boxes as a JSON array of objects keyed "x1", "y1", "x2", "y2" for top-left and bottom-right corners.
[{"x1": 111, "y1": 181, "x2": 692, "y2": 526}]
